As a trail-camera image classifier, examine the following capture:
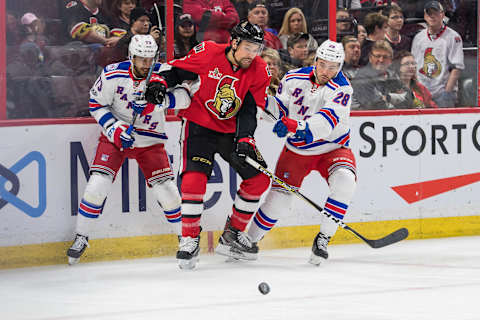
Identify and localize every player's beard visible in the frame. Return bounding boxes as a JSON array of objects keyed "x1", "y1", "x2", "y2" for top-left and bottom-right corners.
[
  {"x1": 238, "y1": 58, "x2": 253, "y2": 69},
  {"x1": 133, "y1": 65, "x2": 149, "y2": 78}
]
